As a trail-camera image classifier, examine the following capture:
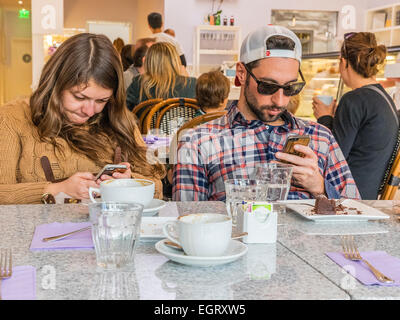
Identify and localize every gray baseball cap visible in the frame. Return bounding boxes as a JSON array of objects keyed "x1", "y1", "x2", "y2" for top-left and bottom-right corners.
[{"x1": 240, "y1": 25, "x2": 302, "y2": 64}]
